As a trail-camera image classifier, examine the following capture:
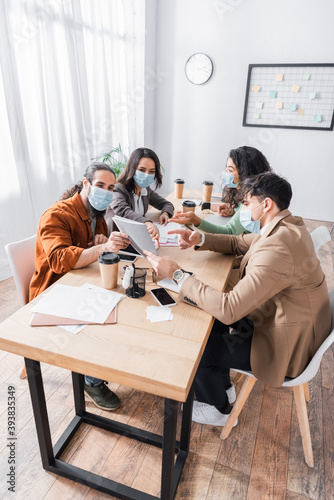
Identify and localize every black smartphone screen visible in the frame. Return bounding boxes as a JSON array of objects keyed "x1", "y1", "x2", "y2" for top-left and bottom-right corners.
[
  {"x1": 151, "y1": 288, "x2": 176, "y2": 306},
  {"x1": 119, "y1": 254, "x2": 137, "y2": 262},
  {"x1": 121, "y1": 243, "x2": 140, "y2": 256}
]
